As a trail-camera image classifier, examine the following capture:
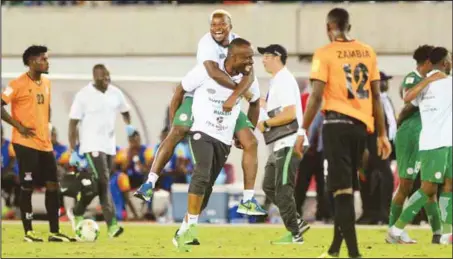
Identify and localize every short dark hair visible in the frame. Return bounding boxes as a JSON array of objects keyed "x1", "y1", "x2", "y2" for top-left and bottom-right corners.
[
  {"x1": 22, "y1": 45, "x2": 47, "y2": 66},
  {"x1": 130, "y1": 131, "x2": 140, "y2": 138},
  {"x1": 92, "y1": 64, "x2": 107, "y2": 73},
  {"x1": 327, "y1": 8, "x2": 350, "y2": 31},
  {"x1": 228, "y1": 38, "x2": 251, "y2": 51},
  {"x1": 413, "y1": 45, "x2": 434, "y2": 65},
  {"x1": 429, "y1": 47, "x2": 449, "y2": 65}
]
